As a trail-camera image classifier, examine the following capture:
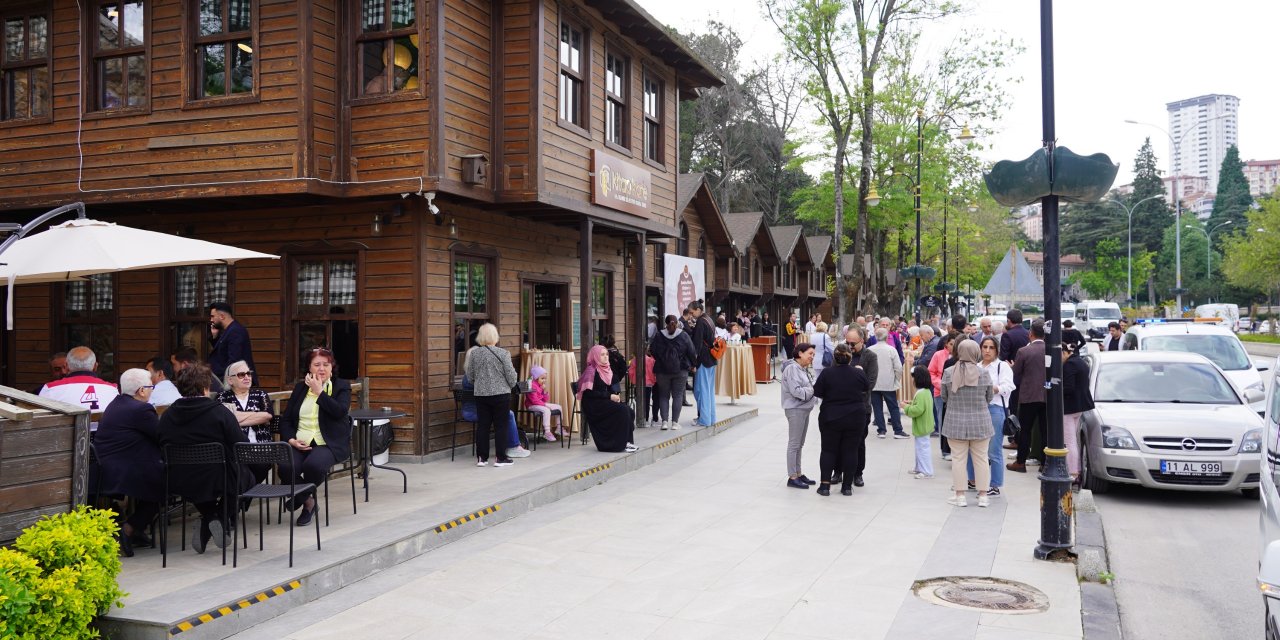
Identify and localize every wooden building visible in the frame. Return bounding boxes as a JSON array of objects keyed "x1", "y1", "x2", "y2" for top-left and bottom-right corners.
[
  {"x1": 720, "y1": 212, "x2": 778, "y2": 320},
  {"x1": 764, "y1": 224, "x2": 809, "y2": 328},
  {"x1": 640, "y1": 173, "x2": 734, "y2": 319},
  {"x1": 802, "y1": 235, "x2": 832, "y2": 321},
  {"x1": 0, "y1": 0, "x2": 721, "y2": 456}
]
